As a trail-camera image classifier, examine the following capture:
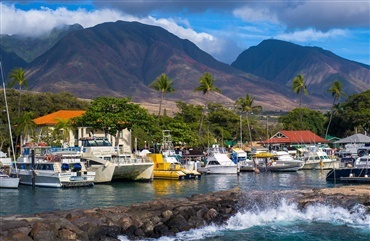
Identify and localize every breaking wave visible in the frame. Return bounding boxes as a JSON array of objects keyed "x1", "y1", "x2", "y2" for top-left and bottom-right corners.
[{"x1": 119, "y1": 198, "x2": 370, "y2": 241}]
